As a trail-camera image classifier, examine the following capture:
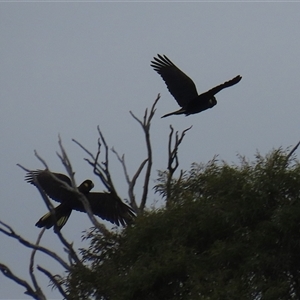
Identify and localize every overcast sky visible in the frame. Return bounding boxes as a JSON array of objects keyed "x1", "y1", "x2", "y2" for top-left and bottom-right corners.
[{"x1": 1, "y1": 3, "x2": 300, "y2": 299}]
